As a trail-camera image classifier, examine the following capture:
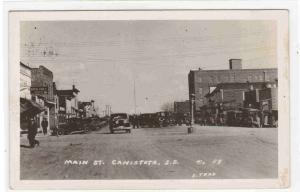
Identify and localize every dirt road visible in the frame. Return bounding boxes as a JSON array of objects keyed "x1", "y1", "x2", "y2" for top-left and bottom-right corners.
[{"x1": 20, "y1": 125, "x2": 278, "y2": 180}]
